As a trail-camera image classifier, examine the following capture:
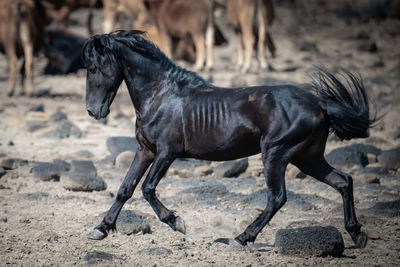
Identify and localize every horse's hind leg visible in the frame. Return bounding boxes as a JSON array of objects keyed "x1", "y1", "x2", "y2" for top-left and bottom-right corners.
[
  {"x1": 235, "y1": 146, "x2": 288, "y2": 245},
  {"x1": 141, "y1": 151, "x2": 186, "y2": 234},
  {"x1": 294, "y1": 156, "x2": 368, "y2": 248},
  {"x1": 88, "y1": 148, "x2": 154, "y2": 240}
]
